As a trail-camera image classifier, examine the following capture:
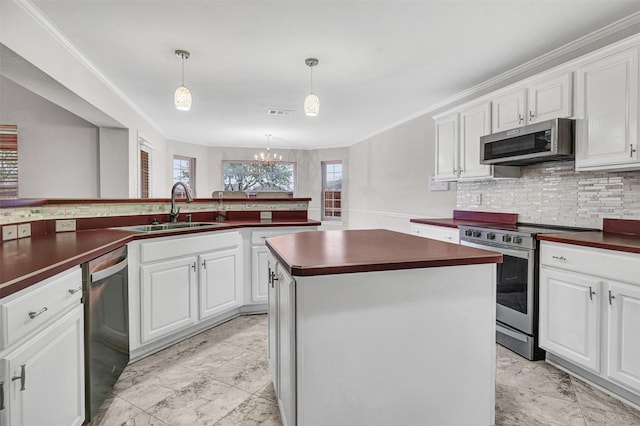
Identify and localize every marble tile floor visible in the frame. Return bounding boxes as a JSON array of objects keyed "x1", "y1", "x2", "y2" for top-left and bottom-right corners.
[{"x1": 90, "y1": 314, "x2": 640, "y2": 426}]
